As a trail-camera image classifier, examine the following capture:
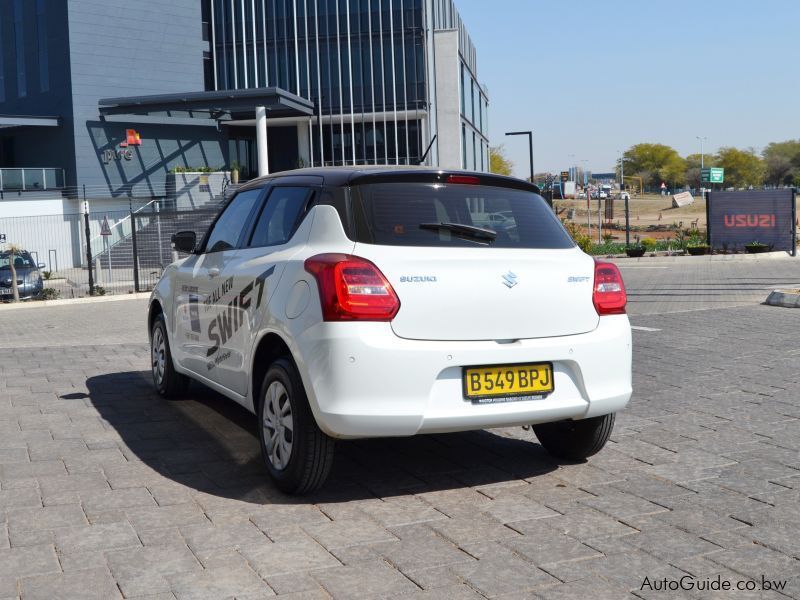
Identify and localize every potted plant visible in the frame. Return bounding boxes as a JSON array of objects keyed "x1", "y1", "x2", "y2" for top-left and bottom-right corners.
[
  {"x1": 686, "y1": 234, "x2": 710, "y2": 256},
  {"x1": 745, "y1": 241, "x2": 770, "y2": 254},
  {"x1": 230, "y1": 160, "x2": 240, "y2": 185},
  {"x1": 625, "y1": 243, "x2": 646, "y2": 258}
]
